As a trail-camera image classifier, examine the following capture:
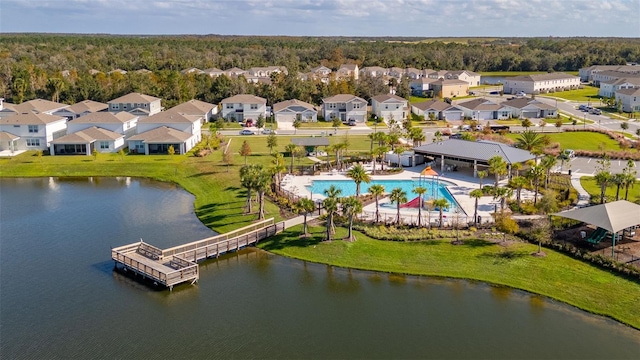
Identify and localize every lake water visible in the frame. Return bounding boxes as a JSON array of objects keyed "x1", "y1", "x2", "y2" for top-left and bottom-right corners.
[
  {"x1": 481, "y1": 76, "x2": 507, "y2": 84},
  {"x1": 1, "y1": 177, "x2": 639, "y2": 359}
]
